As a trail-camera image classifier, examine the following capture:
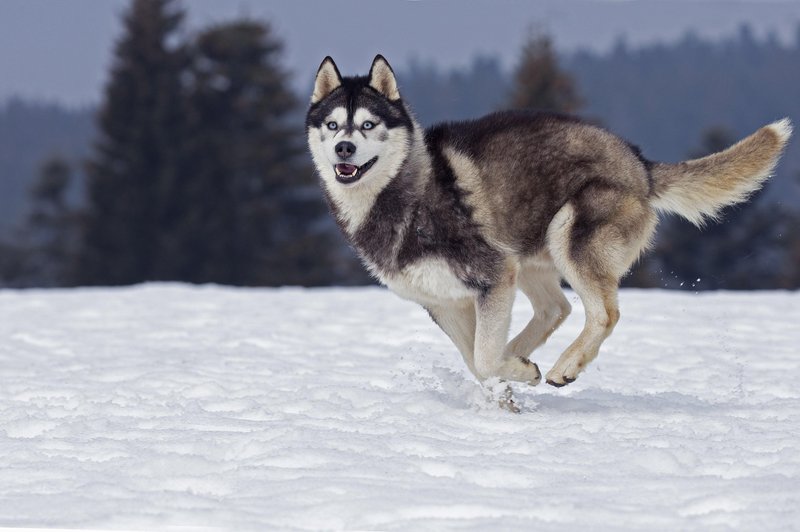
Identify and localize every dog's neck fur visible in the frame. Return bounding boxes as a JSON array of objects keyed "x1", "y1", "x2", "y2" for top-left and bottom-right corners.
[{"x1": 319, "y1": 121, "x2": 431, "y2": 279}]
